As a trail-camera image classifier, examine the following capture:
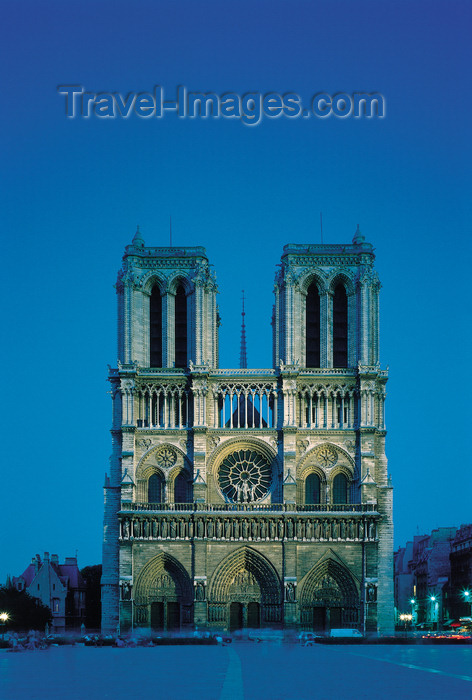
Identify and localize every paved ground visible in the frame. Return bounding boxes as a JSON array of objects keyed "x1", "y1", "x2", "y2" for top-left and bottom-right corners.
[{"x1": 1, "y1": 643, "x2": 472, "y2": 699}]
